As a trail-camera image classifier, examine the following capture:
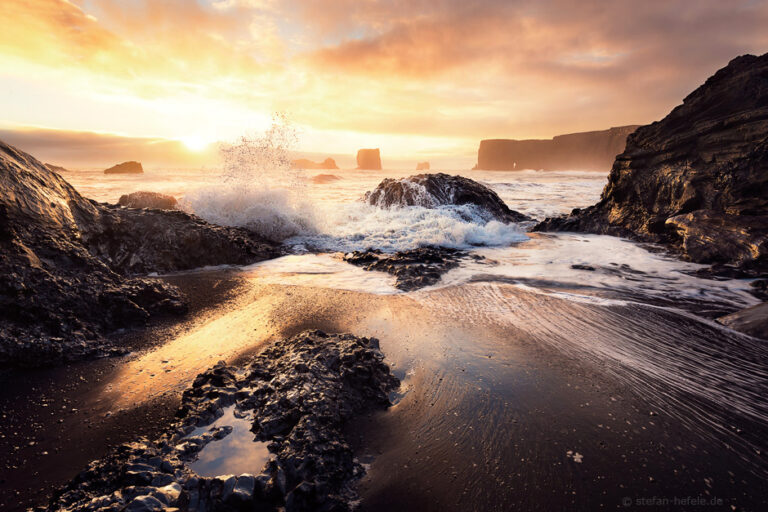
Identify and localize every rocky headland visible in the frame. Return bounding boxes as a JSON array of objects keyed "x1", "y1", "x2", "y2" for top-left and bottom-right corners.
[
  {"x1": 290, "y1": 158, "x2": 339, "y2": 170},
  {"x1": 104, "y1": 161, "x2": 144, "y2": 174},
  {"x1": 41, "y1": 330, "x2": 399, "y2": 512},
  {"x1": 0, "y1": 141, "x2": 278, "y2": 366},
  {"x1": 365, "y1": 173, "x2": 531, "y2": 223},
  {"x1": 118, "y1": 191, "x2": 178, "y2": 210},
  {"x1": 356, "y1": 149, "x2": 382, "y2": 170},
  {"x1": 534, "y1": 53, "x2": 768, "y2": 278},
  {"x1": 474, "y1": 125, "x2": 639, "y2": 171}
]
